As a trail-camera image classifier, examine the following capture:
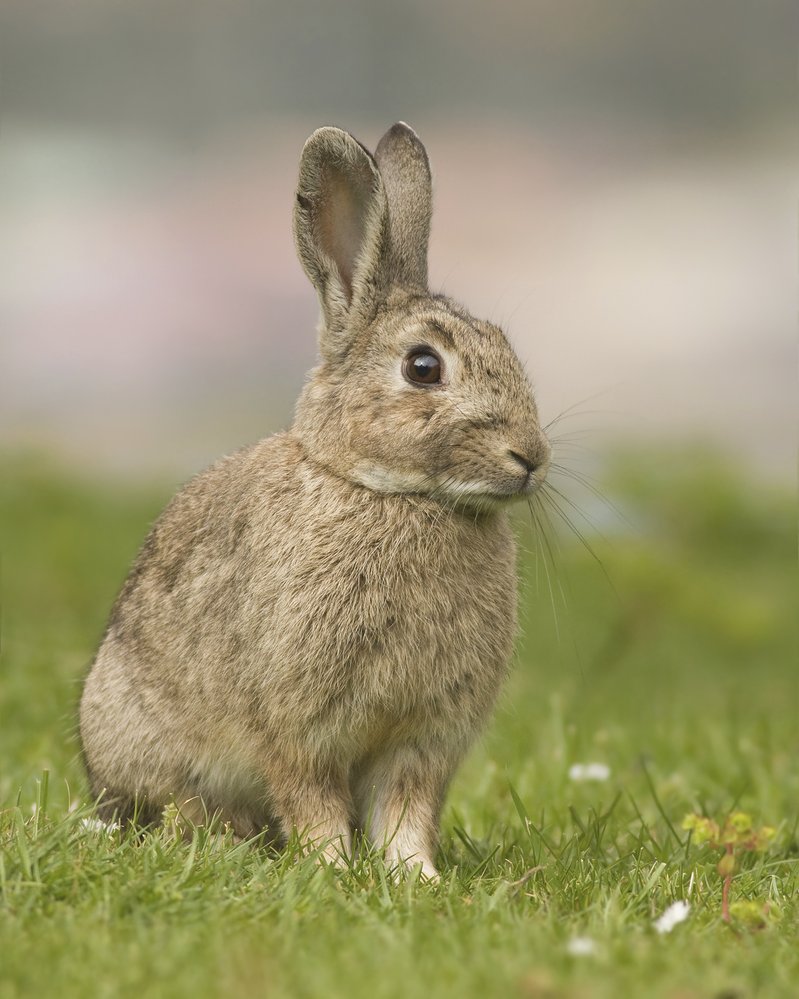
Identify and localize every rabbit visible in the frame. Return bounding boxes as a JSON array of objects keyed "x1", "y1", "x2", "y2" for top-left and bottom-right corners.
[{"x1": 79, "y1": 122, "x2": 551, "y2": 878}]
